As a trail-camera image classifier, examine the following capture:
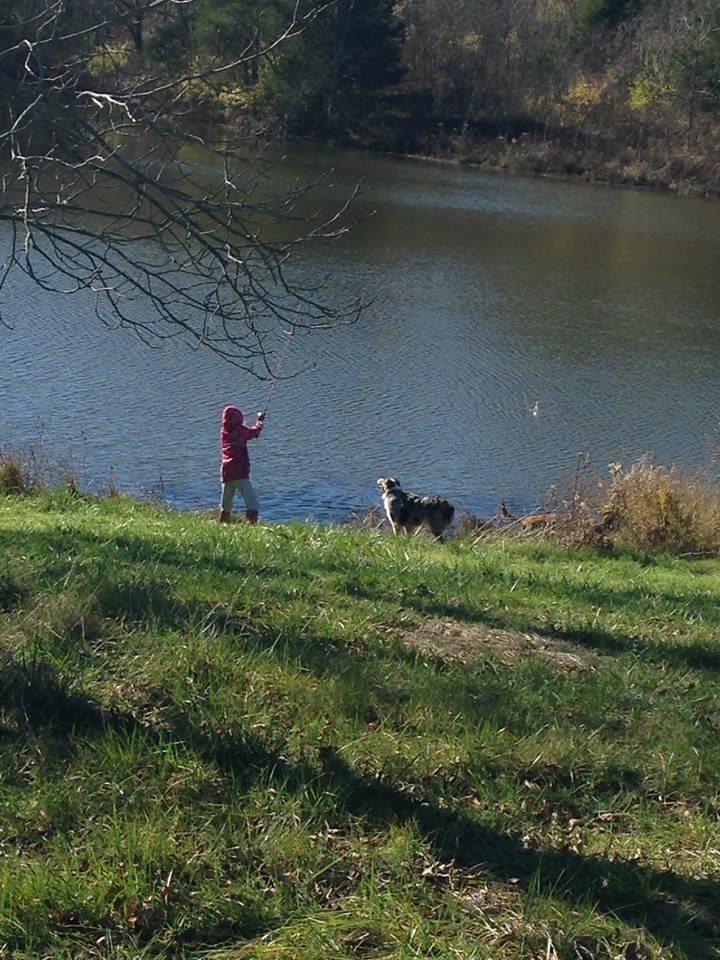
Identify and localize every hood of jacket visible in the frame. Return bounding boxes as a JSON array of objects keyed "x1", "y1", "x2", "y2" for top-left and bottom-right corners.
[{"x1": 222, "y1": 406, "x2": 244, "y2": 429}]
